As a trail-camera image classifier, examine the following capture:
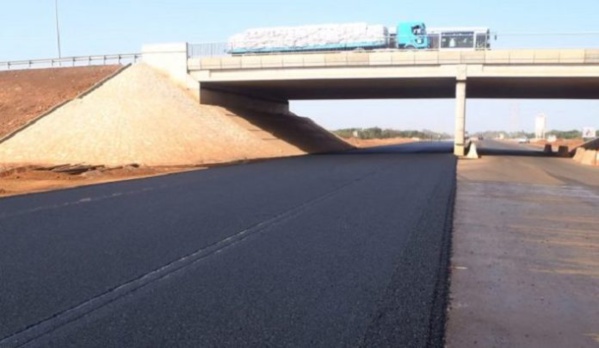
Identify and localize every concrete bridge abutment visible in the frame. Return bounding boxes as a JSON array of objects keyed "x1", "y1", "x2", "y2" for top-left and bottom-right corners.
[
  {"x1": 141, "y1": 42, "x2": 199, "y2": 96},
  {"x1": 140, "y1": 43, "x2": 291, "y2": 115}
]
